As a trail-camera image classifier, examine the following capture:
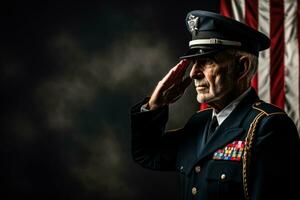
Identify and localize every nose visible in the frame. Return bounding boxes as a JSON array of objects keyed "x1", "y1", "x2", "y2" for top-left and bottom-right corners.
[{"x1": 189, "y1": 63, "x2": 204, "y2": 79}]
